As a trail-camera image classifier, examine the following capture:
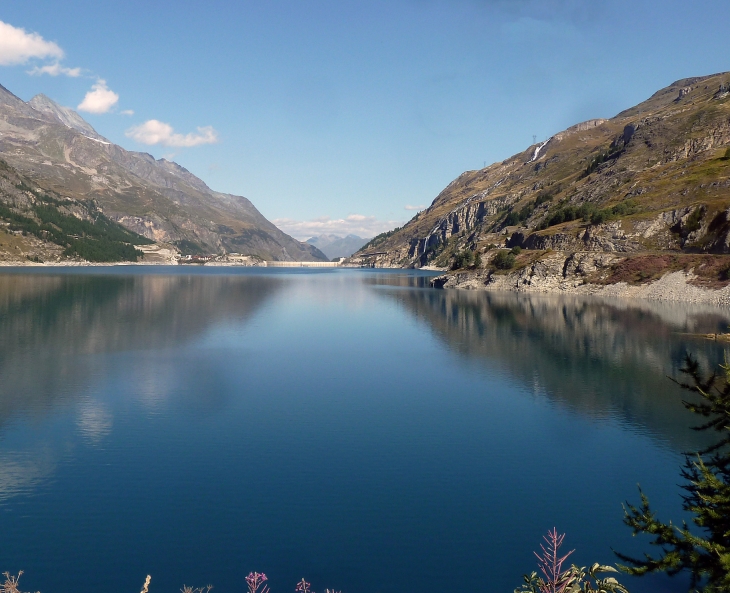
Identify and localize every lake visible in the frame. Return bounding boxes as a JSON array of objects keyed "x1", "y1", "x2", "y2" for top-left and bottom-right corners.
[{"x1": 0, "y1": 267, "x2": 727, "y2": 593}]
